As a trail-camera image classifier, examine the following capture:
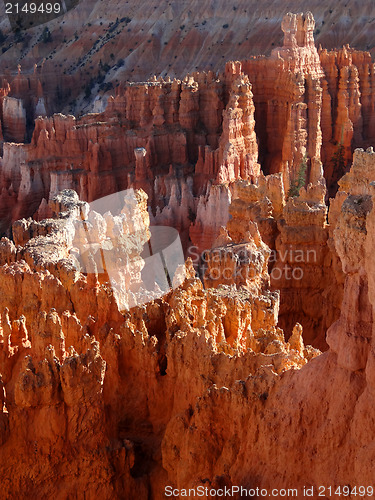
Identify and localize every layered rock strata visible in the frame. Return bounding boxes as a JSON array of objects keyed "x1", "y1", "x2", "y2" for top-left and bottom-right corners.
[
  {"x1": 0, "y1": 11, "x2": 373, "y2": 353},
  {"x1": 0, "y1": 189, "x2": 318, "y2": 498},
  {"x1": 203, "y1": 170, "x2": 344, "y2": 350},
  {"x1": 241, "y1": 12, "x2": 324, "y2": 192},
  {"x1": 2, "y1": 147, "x2": 375, "y2": 499},
  {"x1": 0, "y1": 69, "x2": 260, "y2": 254},
  {"x1": 162, "y1": 146, "x2": 375, "y2": 500}
]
